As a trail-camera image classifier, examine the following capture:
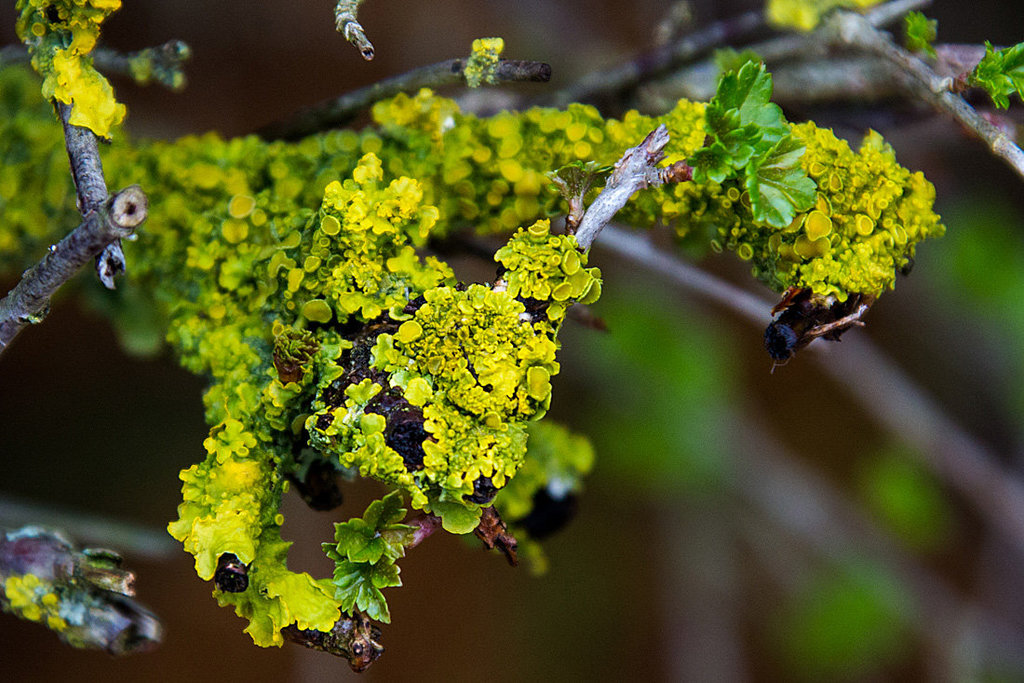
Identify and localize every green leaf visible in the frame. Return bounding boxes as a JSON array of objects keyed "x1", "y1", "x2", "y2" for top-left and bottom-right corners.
[
  {"x1": 691, "y1": 60, "x2": 795, "y2": 187},
  {"x1": 970, "y1": 41, "x2": 1024, "y2": 109},
  {"x1": 713, "y1": 48, "x2": 764, "y2": 76},
  {"x1": 331, "y1": 560, "x2": 401, "y2": 623},
  {"x1": 324, "y1": 491, "x2": 415, "y2": 565},
  {"x1": 324, "y1": 492, "x2": 417, "y2": 622},
  {"x1": 745, "y1": 136, "x2": 817, "y2": 227},
  {"x1": 714, "y1": 62, "x2": 788, "y2": 143},
  {"x1": 903, "y1": 11, "x2": 937, "y2": 58}
]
